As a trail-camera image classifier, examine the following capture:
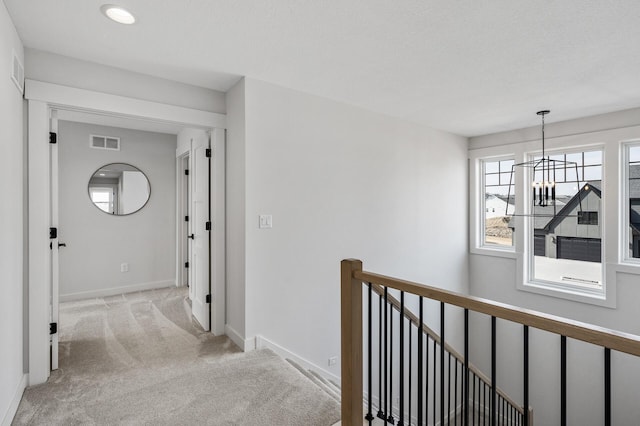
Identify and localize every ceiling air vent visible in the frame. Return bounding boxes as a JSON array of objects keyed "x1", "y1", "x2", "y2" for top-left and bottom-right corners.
[
  {"x1": 11, "y1": 51, "x2": 24, "y2": 94},
  {"x1": 90, "y1": 134, "x2": 120, "y2": 151}
]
